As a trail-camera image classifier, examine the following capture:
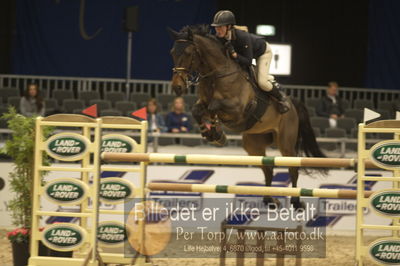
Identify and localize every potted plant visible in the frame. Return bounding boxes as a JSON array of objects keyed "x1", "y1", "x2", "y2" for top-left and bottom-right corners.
[
  {"x1": 6, "y1": 228, "x2": 30, "y2": 265},
  {"x1": 1, "y1": 107, "x2": 53, "y2": 265}
]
